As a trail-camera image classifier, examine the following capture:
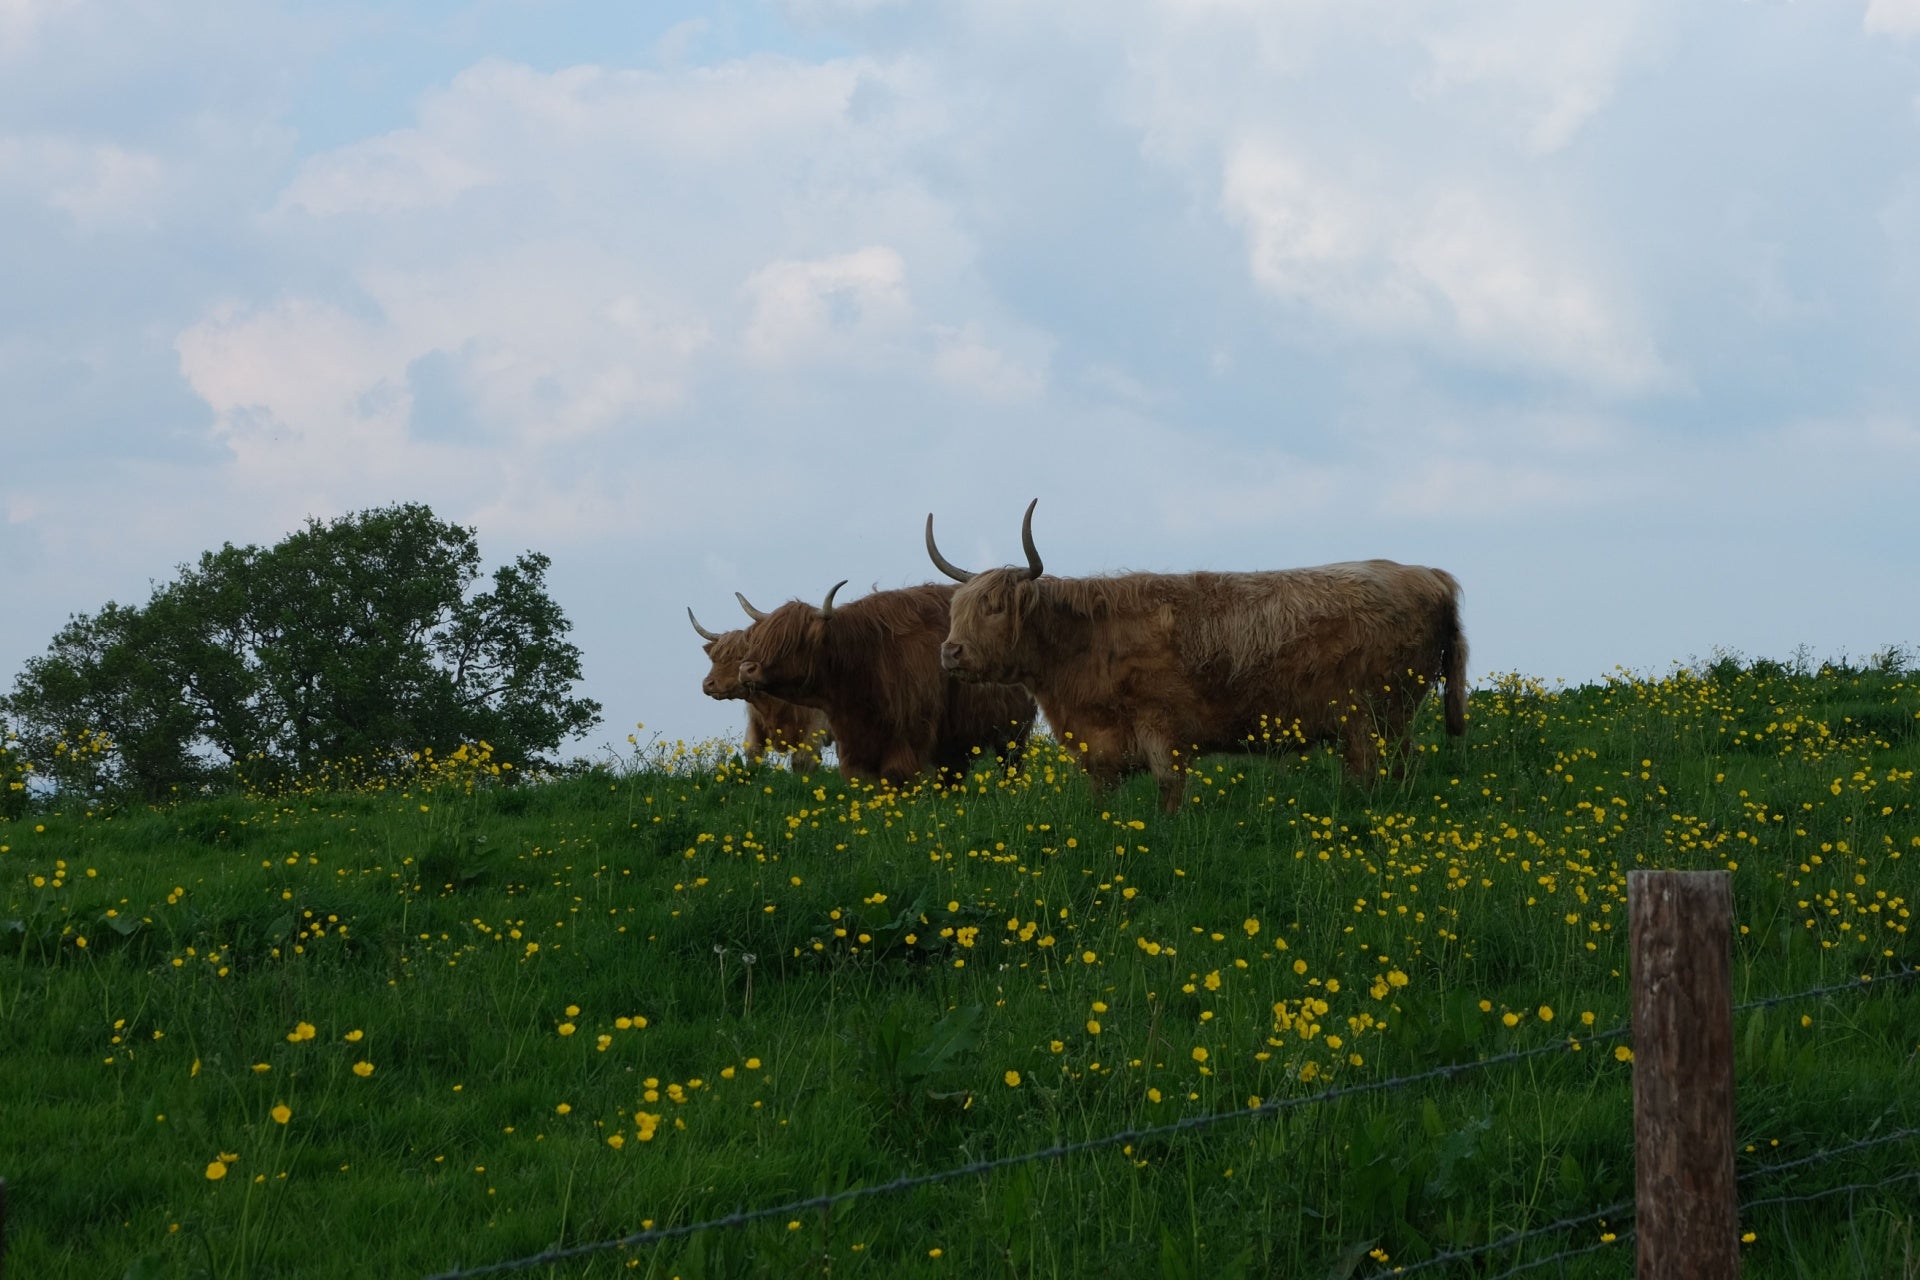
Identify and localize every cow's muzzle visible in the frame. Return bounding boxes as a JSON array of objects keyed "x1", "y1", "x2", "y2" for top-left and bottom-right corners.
[
  {"x1": 738, "y1": 661, "x2": 766, "y2": 691},
  {"x1": 940, "y1": 641, "x2": 980, "y2": 681}
]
